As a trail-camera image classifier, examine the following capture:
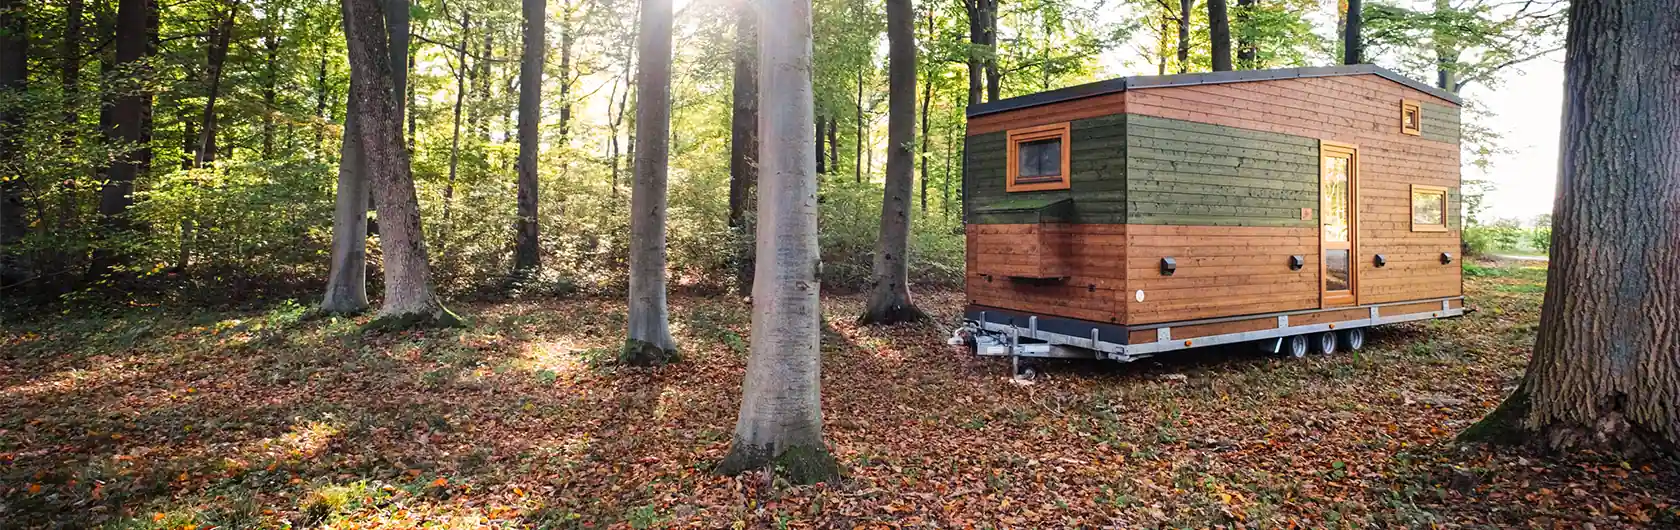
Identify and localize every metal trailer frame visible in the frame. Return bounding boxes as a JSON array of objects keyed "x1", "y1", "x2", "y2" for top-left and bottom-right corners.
[{"x1": 954, "y1": 299, "x2": 1464, "y2": 367}]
